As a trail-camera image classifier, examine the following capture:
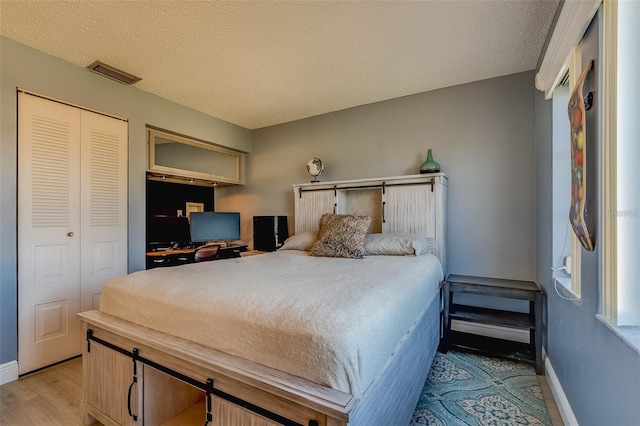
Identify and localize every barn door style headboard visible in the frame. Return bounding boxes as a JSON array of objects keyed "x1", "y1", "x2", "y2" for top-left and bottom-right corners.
[{"x1": 292, "y1": 173, "x2": 448, "y2": 273}]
